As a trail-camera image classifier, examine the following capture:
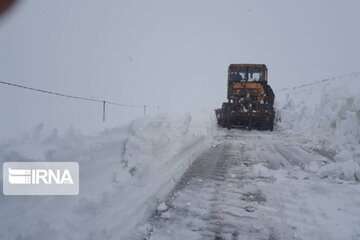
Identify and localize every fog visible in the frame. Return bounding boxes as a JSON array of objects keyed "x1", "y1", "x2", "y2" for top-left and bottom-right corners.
[{"x1": 1, "y1": 0, "x2": 360, "y2": 139}]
